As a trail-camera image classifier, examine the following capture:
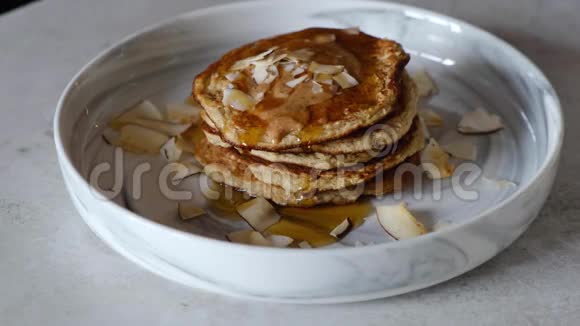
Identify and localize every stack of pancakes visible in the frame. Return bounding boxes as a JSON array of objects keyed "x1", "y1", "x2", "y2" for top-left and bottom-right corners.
[{"x1": 190, "y1": 28, "x2": 424, "y2": 207}]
